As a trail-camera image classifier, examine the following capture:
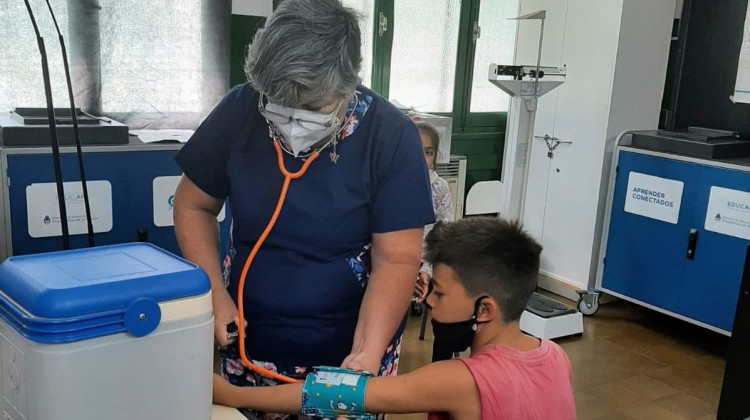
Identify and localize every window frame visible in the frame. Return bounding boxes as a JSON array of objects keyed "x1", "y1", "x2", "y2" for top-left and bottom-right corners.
[
  {"x1": 272, "y1": 0, "x2": 510, "y2": 132},
  {"x1": 368, "y1": 0, "x2": 509, "y2": 132}
]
